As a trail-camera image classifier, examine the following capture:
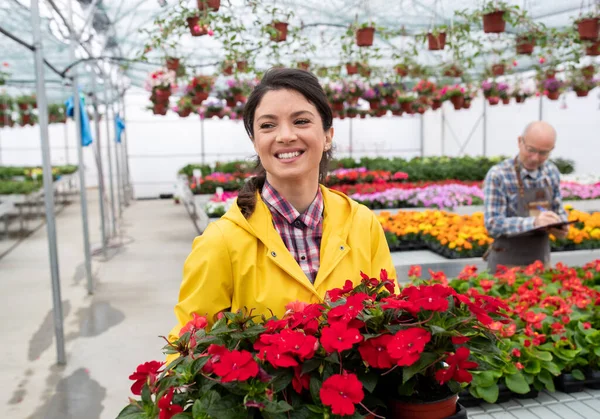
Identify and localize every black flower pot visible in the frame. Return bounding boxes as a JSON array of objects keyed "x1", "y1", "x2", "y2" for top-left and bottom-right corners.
[
  {"x1": 512, "y1": 389, "x2": 539, "y2": 399},
  {"x1": 584, "y1": 368, "x2": 600, "y2": 389},
  {"x1": 458, "y1": 389, "x2": 482, "y2": 407},
  {"x1": 555, "y1": 373, "x2": 586, "y2": 393},
  {"x1": 447, "y1": 403, "x2": 468, "y2": 419}
]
